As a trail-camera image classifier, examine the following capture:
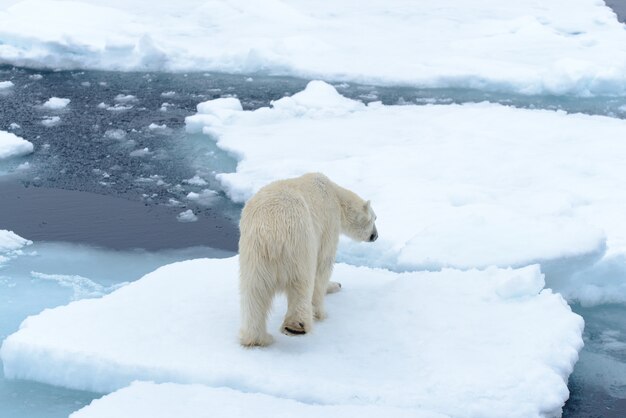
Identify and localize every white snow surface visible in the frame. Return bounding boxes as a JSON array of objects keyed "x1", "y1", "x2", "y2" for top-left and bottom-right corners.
[
  {"x1": 0, "y1": 229, "x2": 31, "y2": 264},
  {"x1": 1, "y1": 257, "x2": 583, "y2": 418},
  {"x1": 0, "y1": 130, "x2": 33, "y2": 159},
  {"x1": 42, "y1": 97, "x2": 70, "y2": 109},
  {"x1": 176, "y1": 209, "x2": 198, "y2": 222},
  {"x1": 70, "y1": 382, "x2": 444, "y2": 418},
  {"x1": 0, "y1": 0, "x2": 625, "y2": 95},
  {"x1": 187, "y1": 82, "x2": 619, "y2": 271}
]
